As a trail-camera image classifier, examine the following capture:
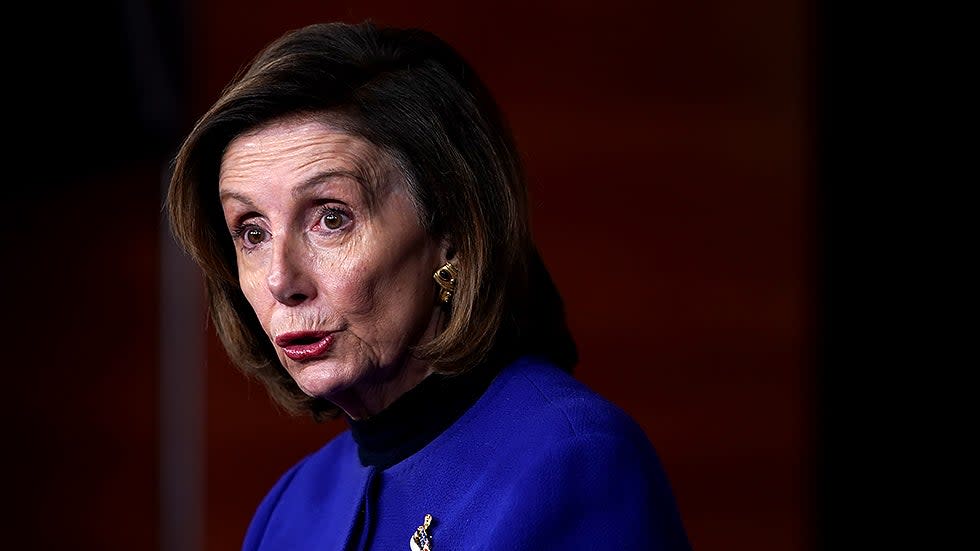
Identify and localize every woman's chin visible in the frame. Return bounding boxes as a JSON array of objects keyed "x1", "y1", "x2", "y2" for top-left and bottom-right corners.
[{"x1": 286, "y1": 360, "x2": 351, "y2": 401}]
